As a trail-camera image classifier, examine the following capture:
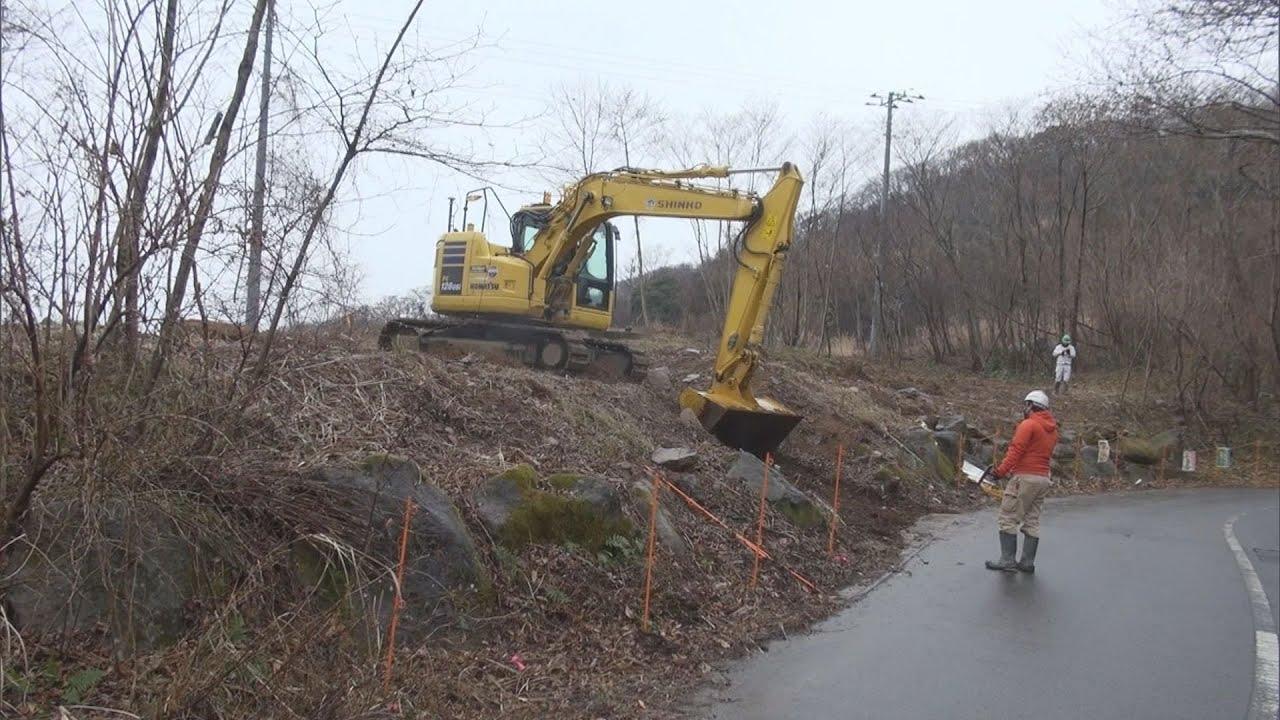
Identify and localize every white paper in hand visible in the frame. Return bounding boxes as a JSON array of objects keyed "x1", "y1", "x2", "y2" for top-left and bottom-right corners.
[{"x1": 962, "y1": 461, "x2": 987, "y2": 484}]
